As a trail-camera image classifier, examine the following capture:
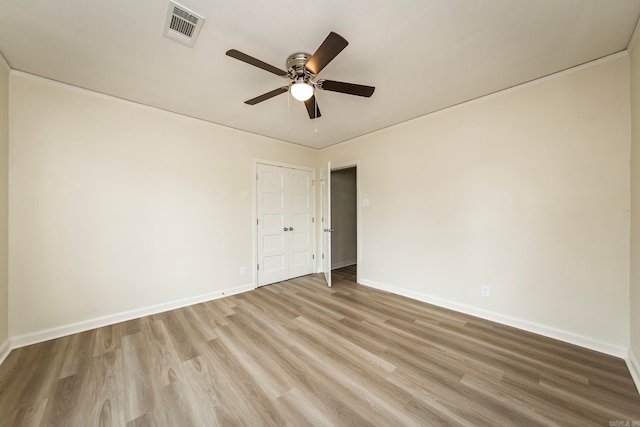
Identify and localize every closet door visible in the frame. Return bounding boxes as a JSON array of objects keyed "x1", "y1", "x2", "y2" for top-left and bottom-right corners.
[
  {"x1": 257, "y1": 164, "x2": 313, "y2": 286},
  {"x1": 288, "y1": 168, "x2": 314, "y2": 279},
  {"x1": 257, "y1": 164, "x2": 289, "y2": 286}
]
